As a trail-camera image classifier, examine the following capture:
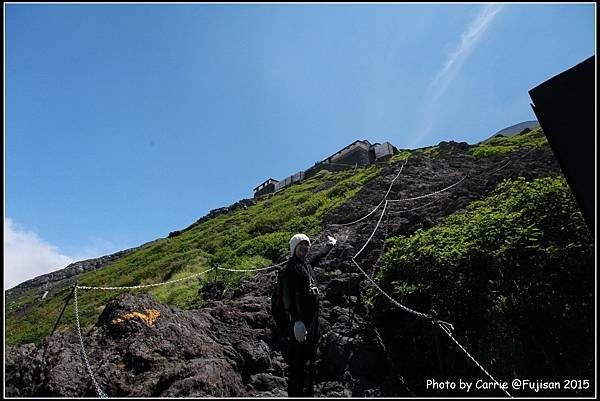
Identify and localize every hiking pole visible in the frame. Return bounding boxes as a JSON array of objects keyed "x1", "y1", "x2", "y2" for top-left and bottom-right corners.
[{"x1": 50, "y1": 283, "x2": 77, "y2": 336}]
